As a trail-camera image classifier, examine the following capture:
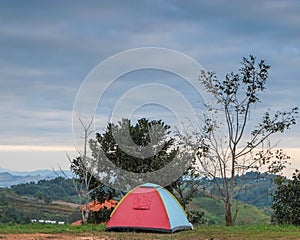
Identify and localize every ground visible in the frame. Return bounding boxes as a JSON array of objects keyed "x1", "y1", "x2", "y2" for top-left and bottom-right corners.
[
  {"x1": 0, "y1": 234, "x2": 110, "y2": 240},
  {"x1": 0, "y1": 233, "x2": 208, "y2": 240},
  {"x1": 1, "y1": 225, "x2": 299, "y2": 240}
]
